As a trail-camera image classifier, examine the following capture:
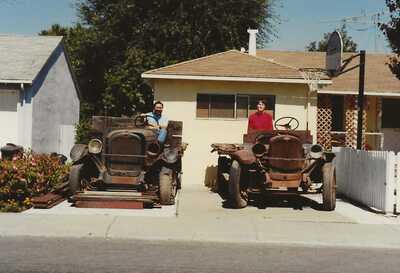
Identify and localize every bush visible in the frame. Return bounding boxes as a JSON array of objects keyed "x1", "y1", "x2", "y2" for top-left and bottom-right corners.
[
  {"x1": 75, "y1": 118, "x2": 91, "y2": 144},
  {"x1": 0, "y1": 152, "x2": 70, "y2": 212}
]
